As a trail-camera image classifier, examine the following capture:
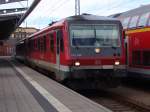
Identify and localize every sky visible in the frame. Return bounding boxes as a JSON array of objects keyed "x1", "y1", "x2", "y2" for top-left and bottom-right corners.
[{"x1": 1, "y1": 0, "x2": 150, "y2": 29}]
